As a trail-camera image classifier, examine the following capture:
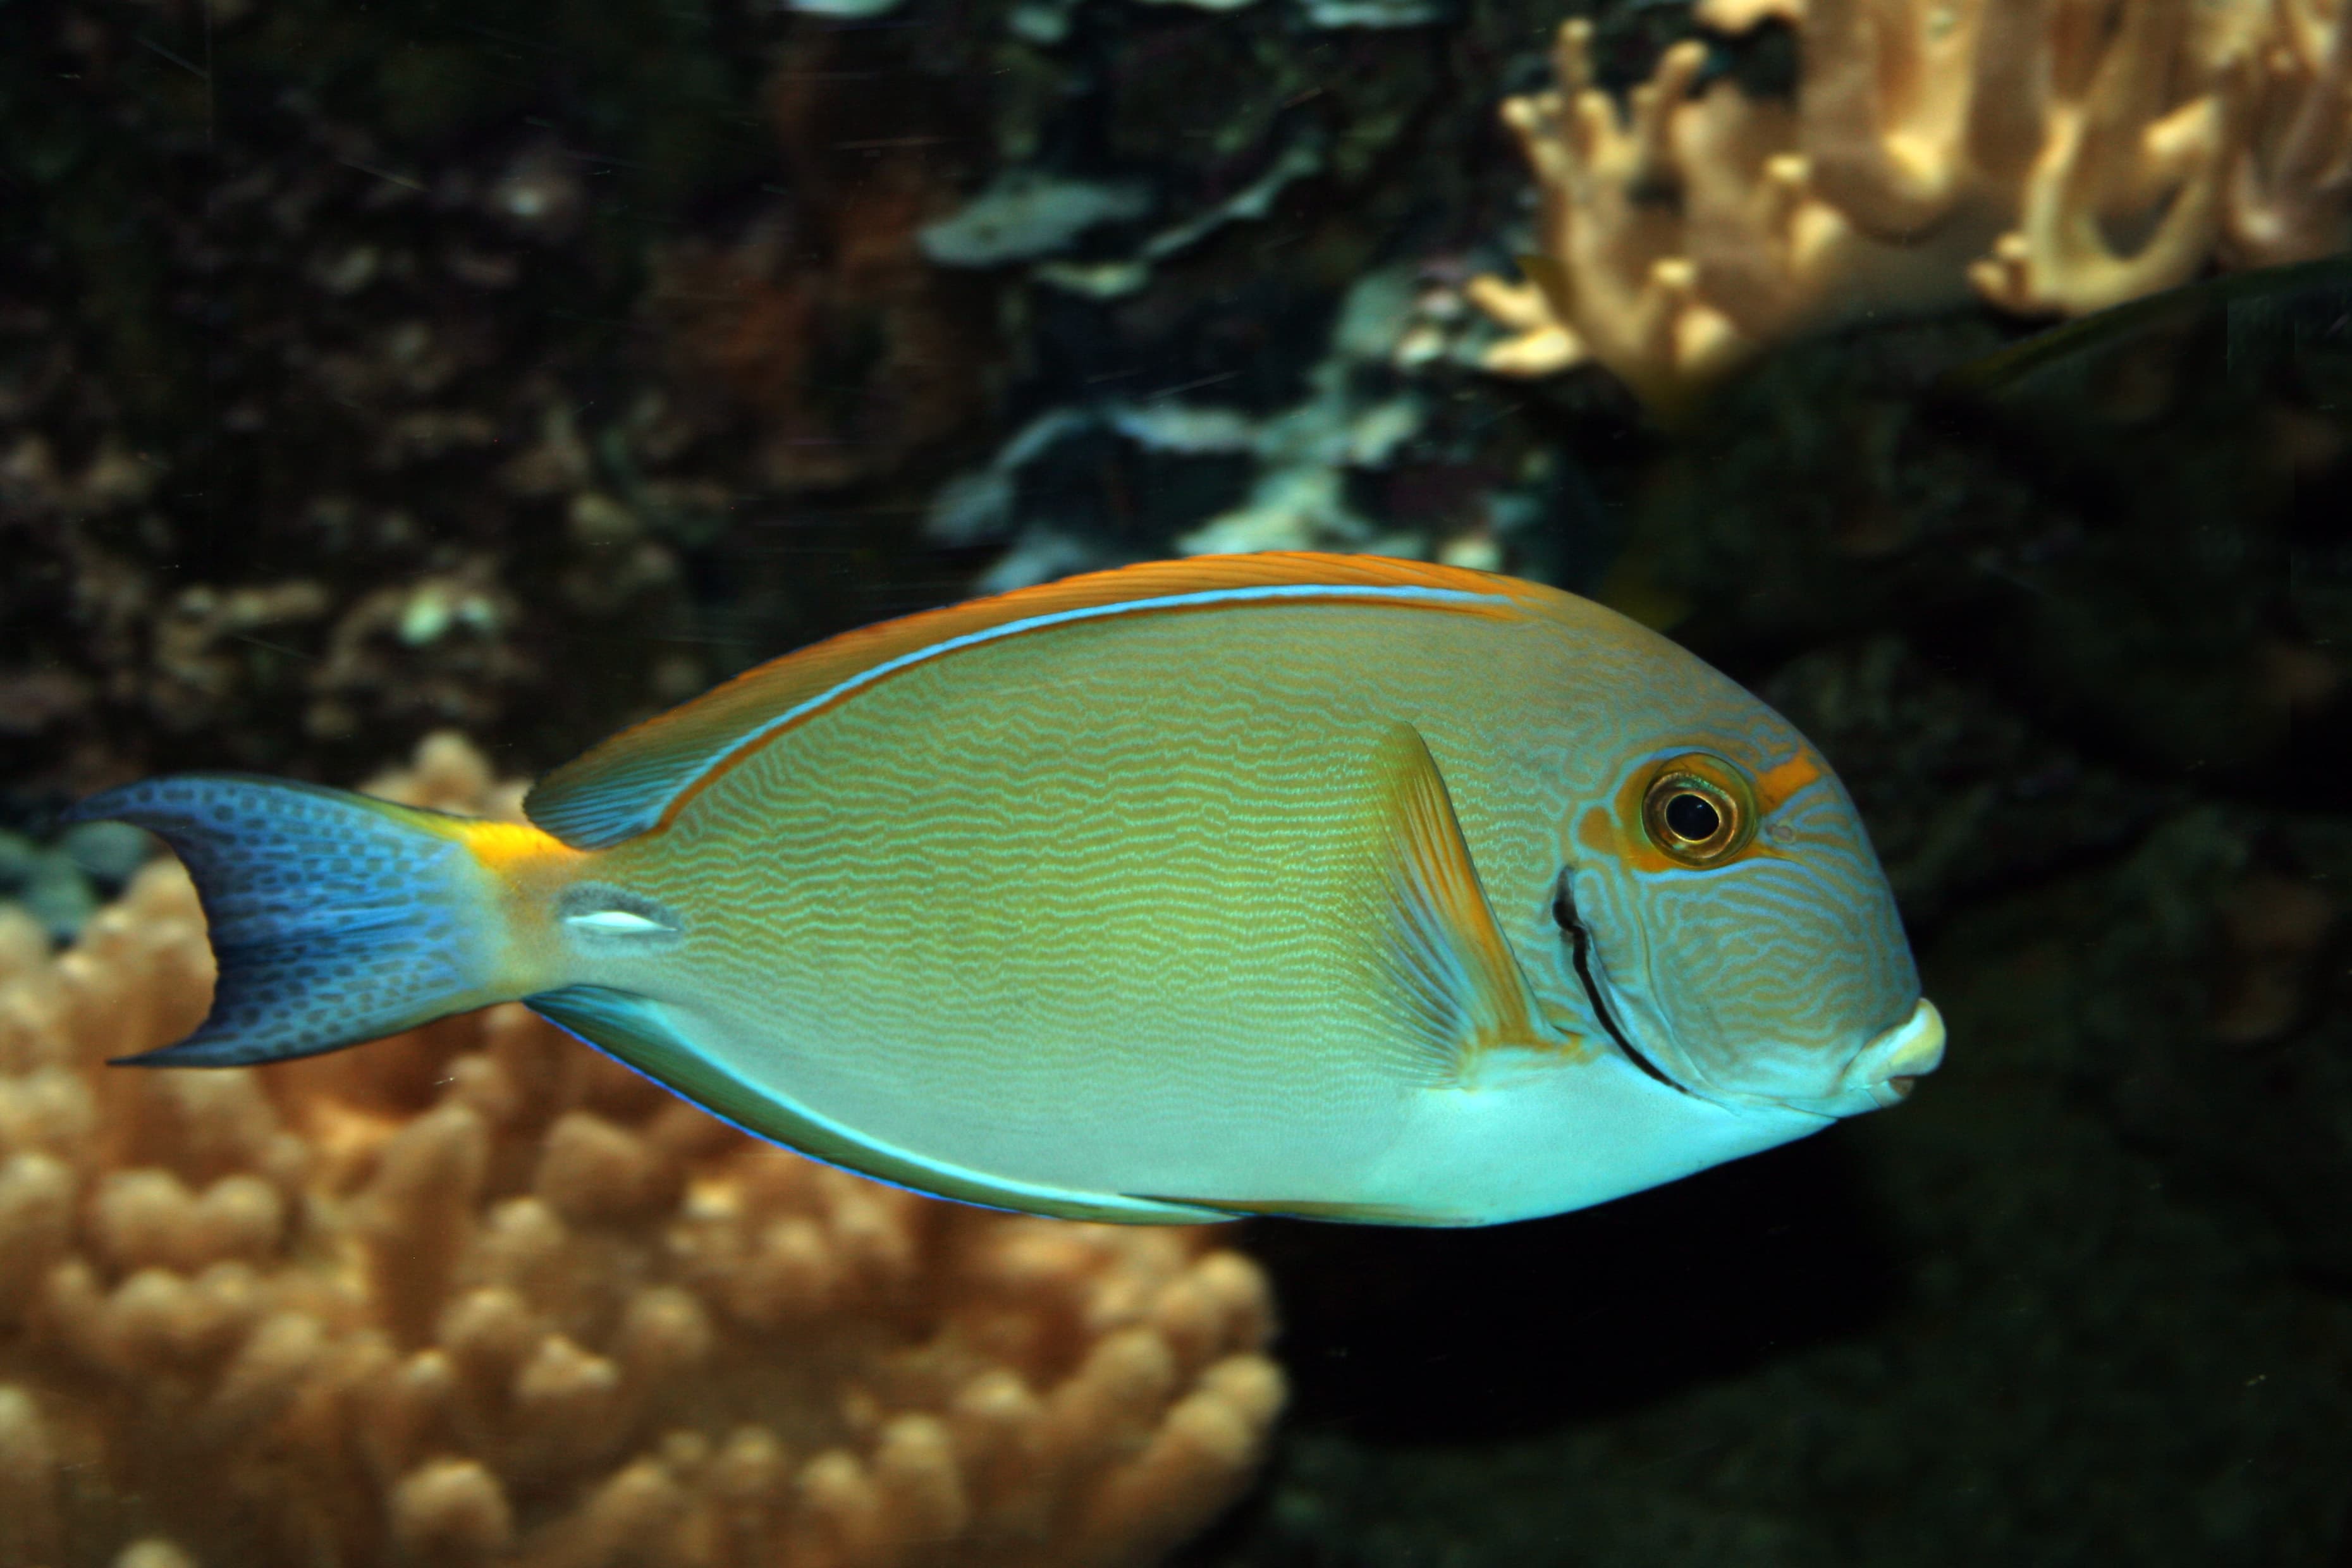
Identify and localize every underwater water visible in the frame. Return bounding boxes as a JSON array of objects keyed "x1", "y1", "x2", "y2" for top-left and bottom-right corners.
[{"x1": 6, "y1": 0, "x2": 2352, "y2": 1563}]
